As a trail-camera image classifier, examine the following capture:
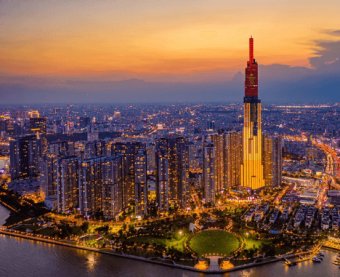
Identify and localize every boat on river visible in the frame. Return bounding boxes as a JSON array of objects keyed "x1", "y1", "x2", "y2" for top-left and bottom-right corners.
[{"x1": 312, "y1": 257, "x2": 322, "y2": 263}]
